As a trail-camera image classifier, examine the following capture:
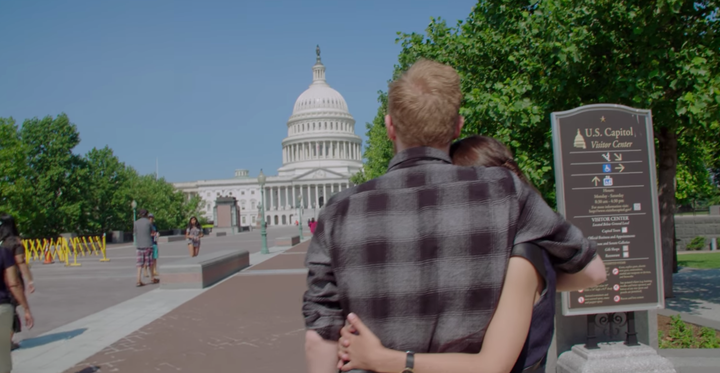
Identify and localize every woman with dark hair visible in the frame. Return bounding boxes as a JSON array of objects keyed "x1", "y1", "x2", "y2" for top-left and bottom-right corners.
[
  {"x1": 450, "y1": 135, "x2": 539, "y2": 193},
  {"x1": 335, "y1": 136, "x2": 606, "y2": 373},
  {"x1": 184, "y1": 216, "x2": 203, "y2": 257},
  {"x1": 0, "y1": 214, "x2": 35, "y2": 351},
  {"x1": 0, "y1": 213, "x2": 34, "y2": 371}
]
